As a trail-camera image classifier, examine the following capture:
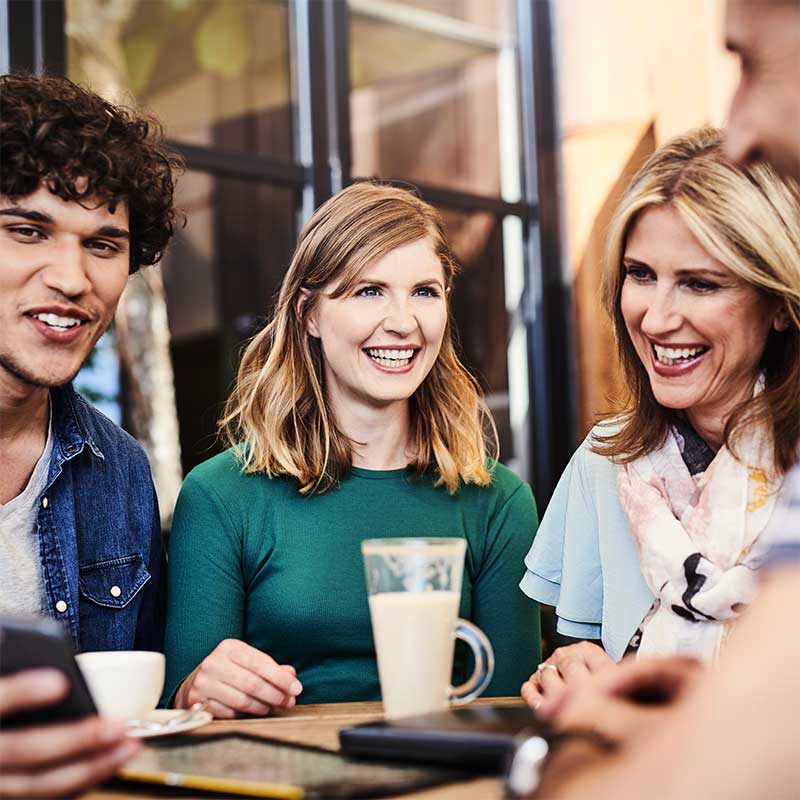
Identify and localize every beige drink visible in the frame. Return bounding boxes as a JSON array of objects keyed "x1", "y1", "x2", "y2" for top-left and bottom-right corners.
[
  {"x1": 369, "y1": 590, "x2": 460, "y2": 719},
  {"x1": 362, "y1": 537, "x2": 494, "y2": 720}
]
